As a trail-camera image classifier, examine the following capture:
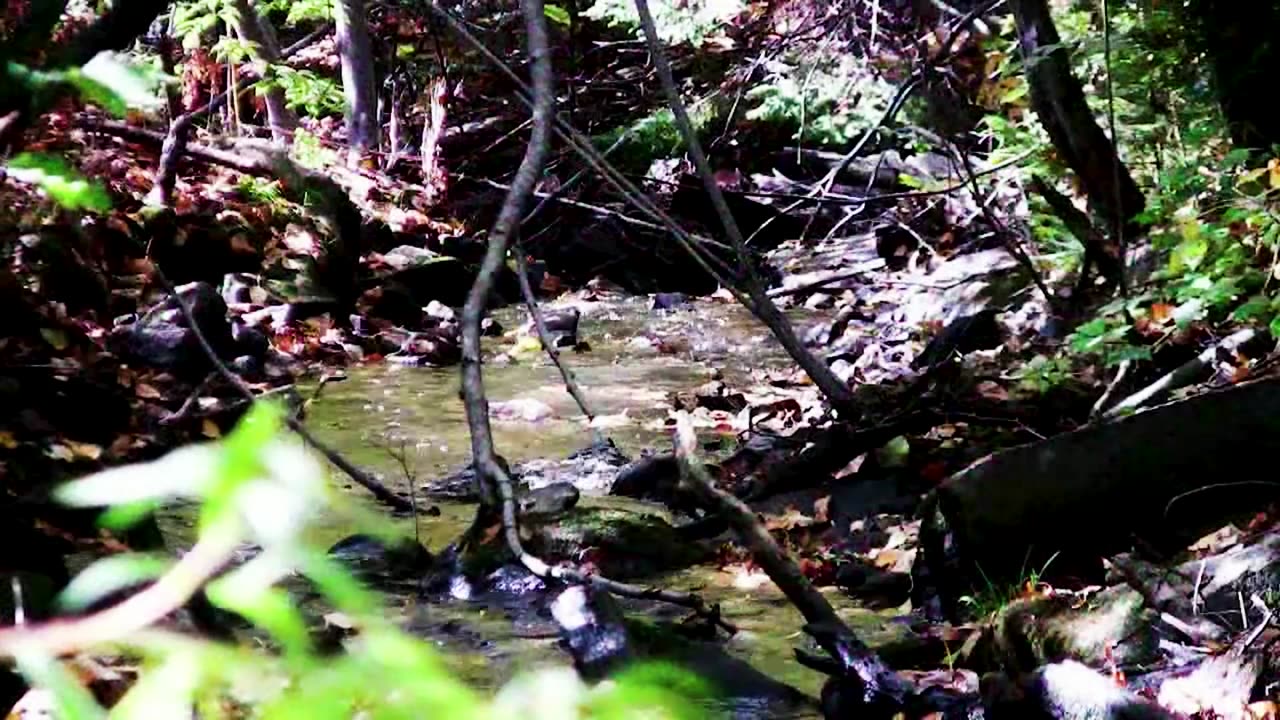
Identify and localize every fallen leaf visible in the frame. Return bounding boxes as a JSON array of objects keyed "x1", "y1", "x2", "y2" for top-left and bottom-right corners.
[
  {"x1": 813, "y1": 495, "x2": 831, "y2": 524},
  {"x1": 66, "y1": 441, "x2": 103, "y2": 460},
  {"x1": 0, "y1": 431, "x2": 16, "y2": 450},
  {"x1": 975, "y1": 381, "x2": 1009, "y2": 401},
  {"x1": 1150, "y1": 303, "x2": 1175, "y2": 323},
  {"x1": 201, "y1": 419, "x2": 222, "y2": 438},
  {"x1": 134, "y1": 382, "x2": 163, "y2": 399}
]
